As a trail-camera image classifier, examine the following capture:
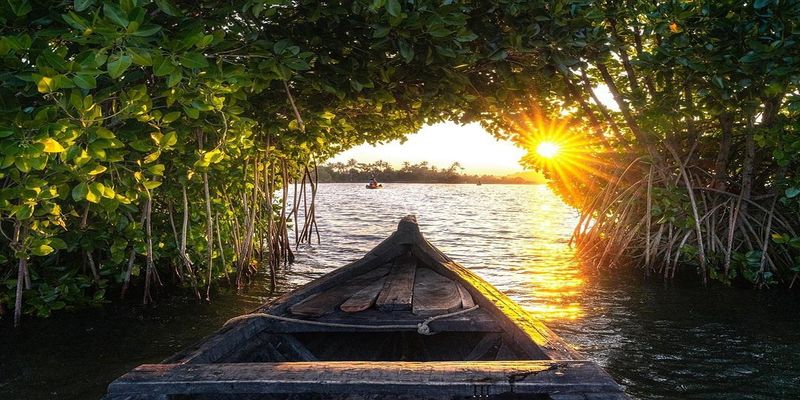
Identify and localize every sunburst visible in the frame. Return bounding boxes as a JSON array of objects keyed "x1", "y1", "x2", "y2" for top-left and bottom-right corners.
[{"x1": 504, "y1": 106, "x2": 615, "y2": 204}]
